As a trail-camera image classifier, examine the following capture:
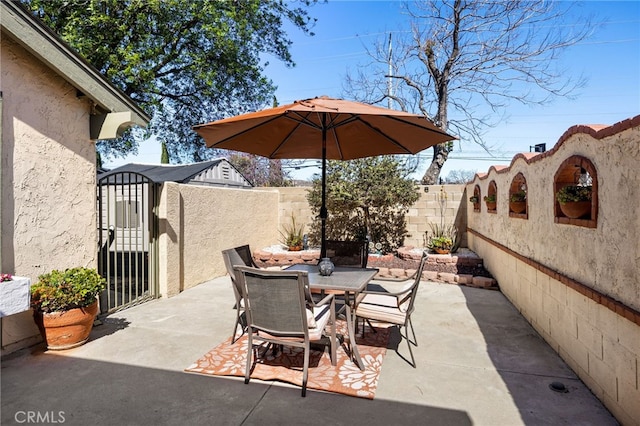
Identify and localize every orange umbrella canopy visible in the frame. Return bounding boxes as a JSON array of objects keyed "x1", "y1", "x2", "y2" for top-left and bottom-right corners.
[
  {"x1": 193, "y1": 96, "x2": 456, "y2": 160},
  {"x1": 194, "y1": 96, "x2": 456, "y2": 258}
]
